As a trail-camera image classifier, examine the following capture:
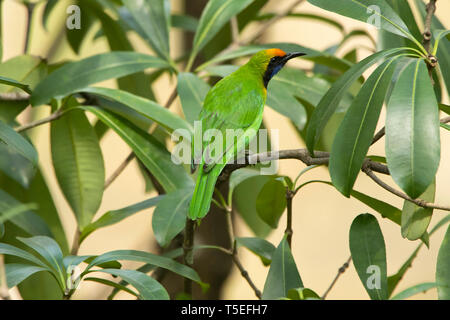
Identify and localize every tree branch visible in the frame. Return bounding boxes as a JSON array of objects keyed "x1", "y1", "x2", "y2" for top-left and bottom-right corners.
[
  {"x1": 183, "y1": 218, "x2": 196, "y2": 296},
  {"x1": 321, "y1": 256, "x2": 352, "y2": 299},
  {"x1": 285, "y1": 189, "x2": 294, "y2": 247},
  {"x1": 14, "y1": 109, "x2": 64, "y2": 133},
  {"x1": 423, "y1": 0, "x2": 437, "y2": 54}
]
